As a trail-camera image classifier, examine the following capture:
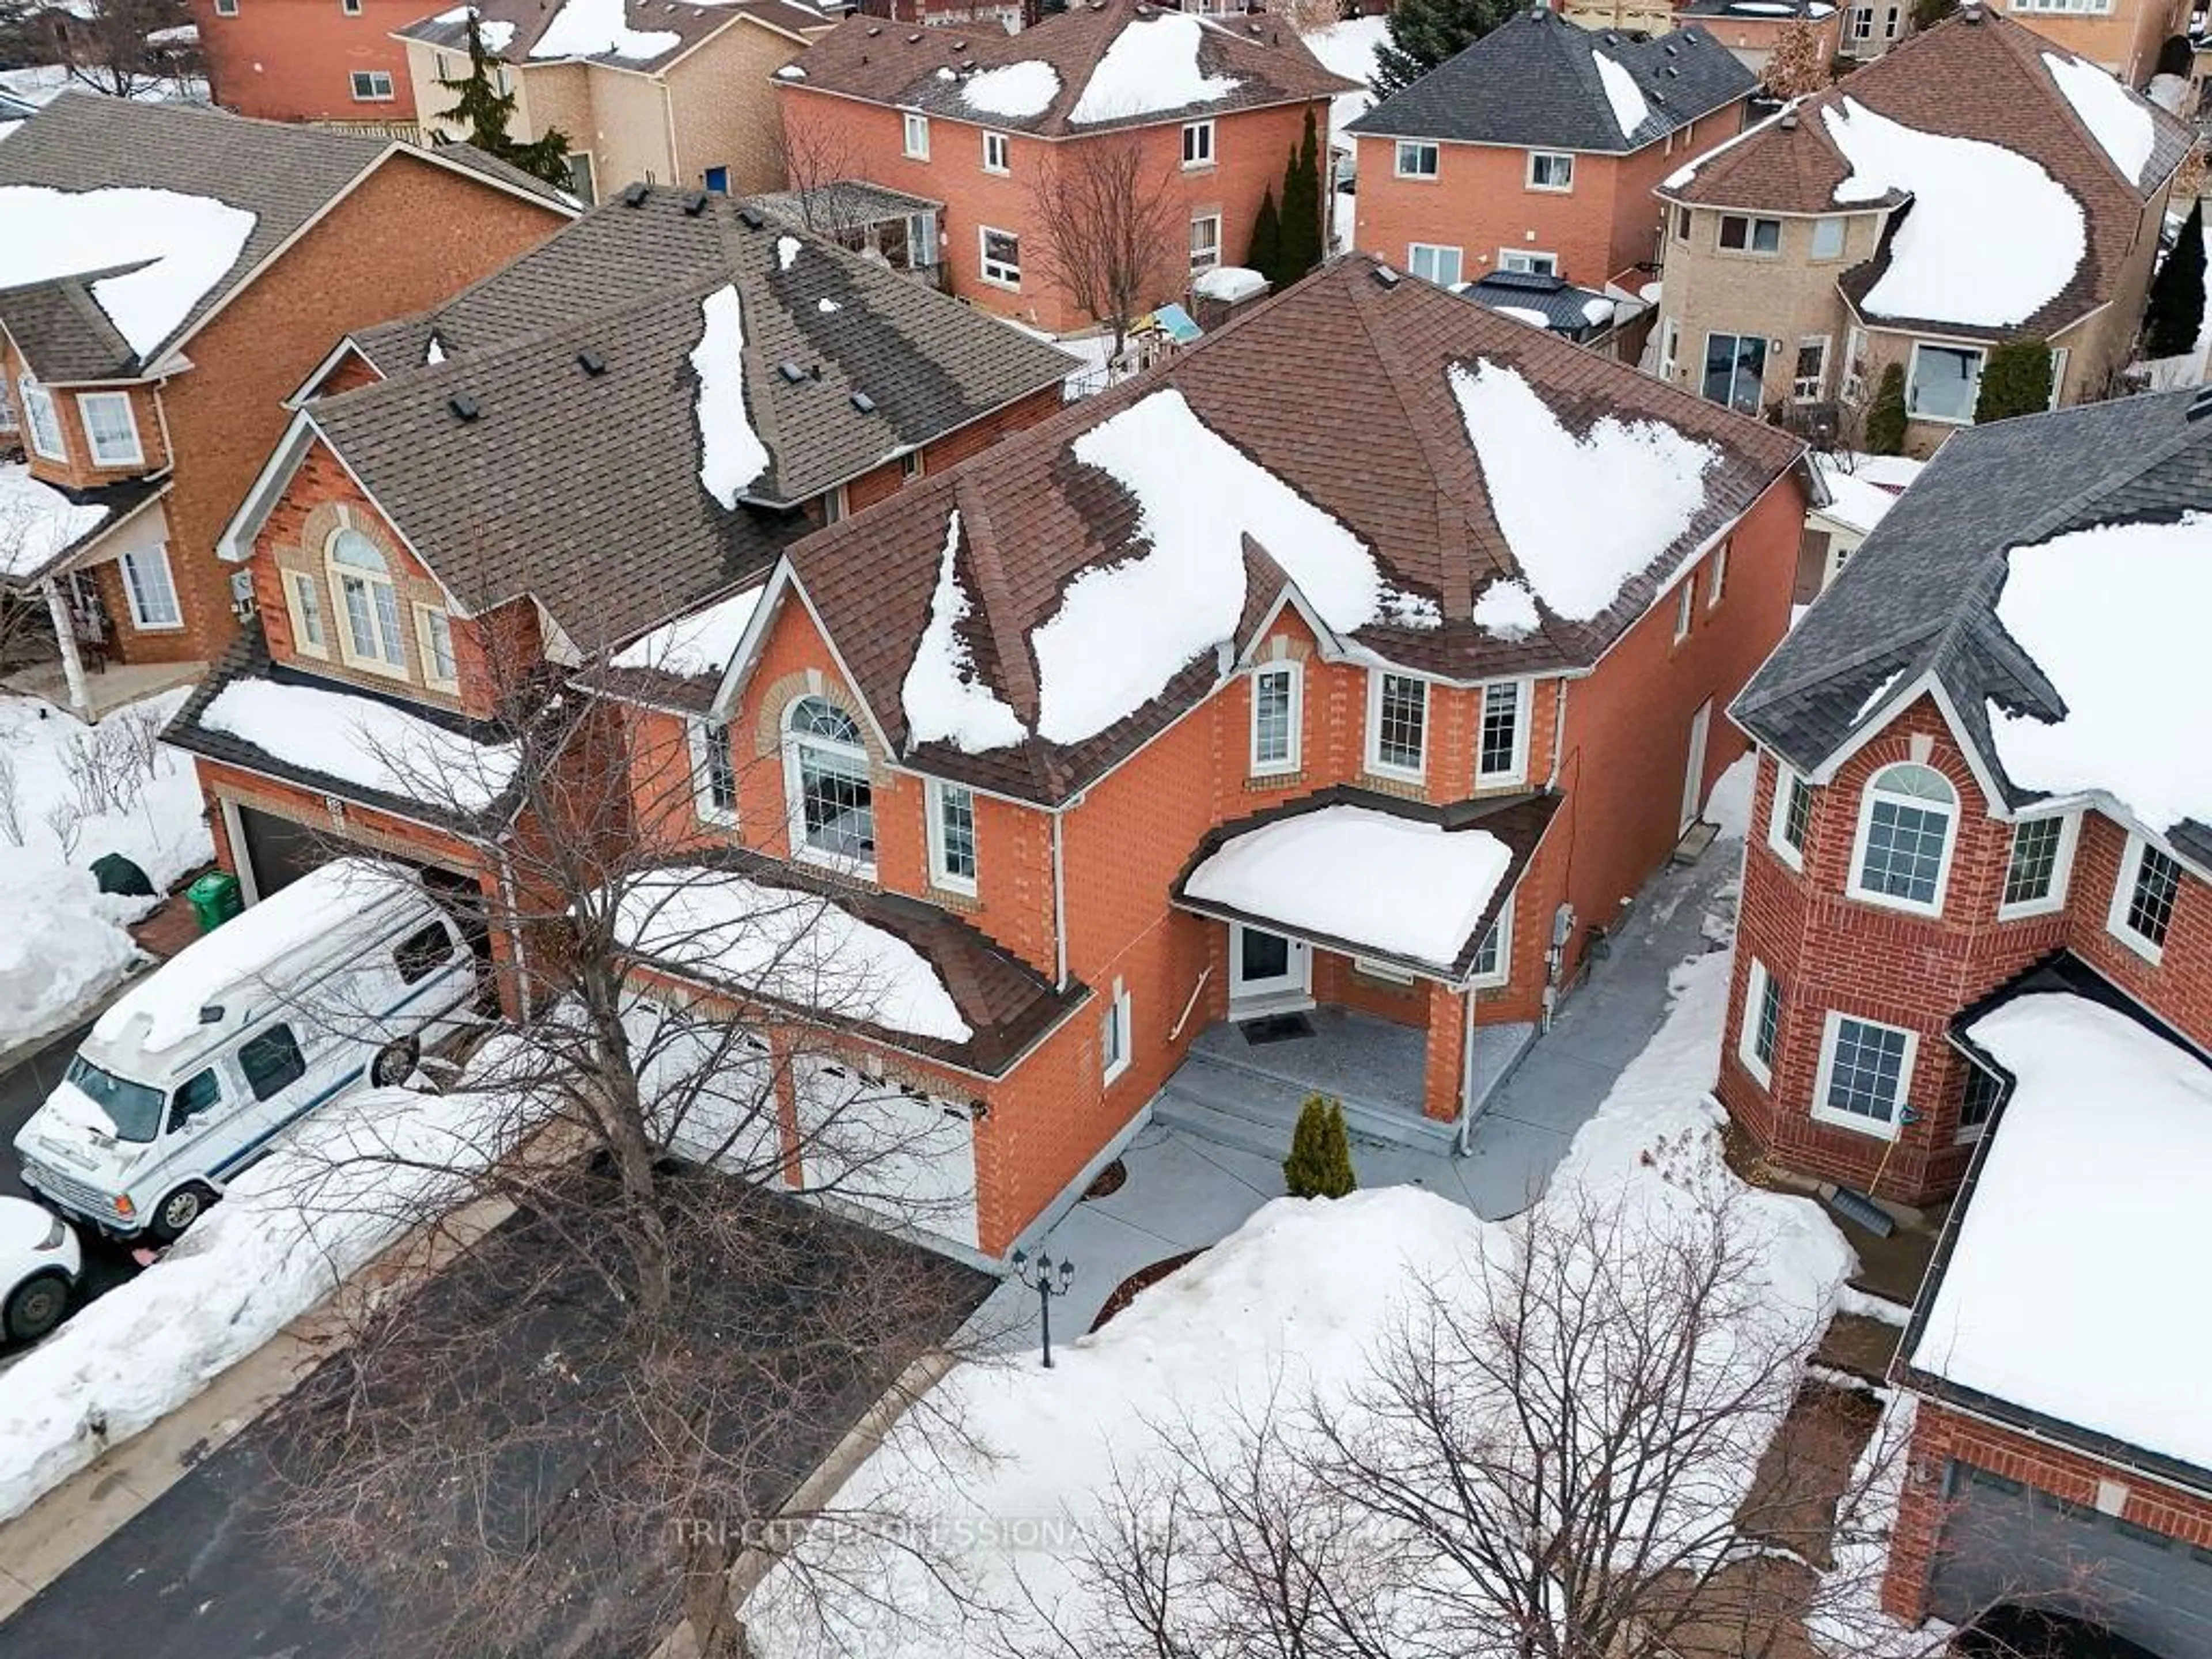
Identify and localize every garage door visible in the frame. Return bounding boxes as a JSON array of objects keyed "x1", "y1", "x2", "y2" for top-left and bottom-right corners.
[
  {"x1": 1930, "y1": 1461, "x2": 2212, "y2": 1656},
  {"x1": 233, "y1": 803, "x2": 329, "y2": 899},
  {"x1": 794, "y1": 1056, "x2": 980, "y2": 1251}
]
